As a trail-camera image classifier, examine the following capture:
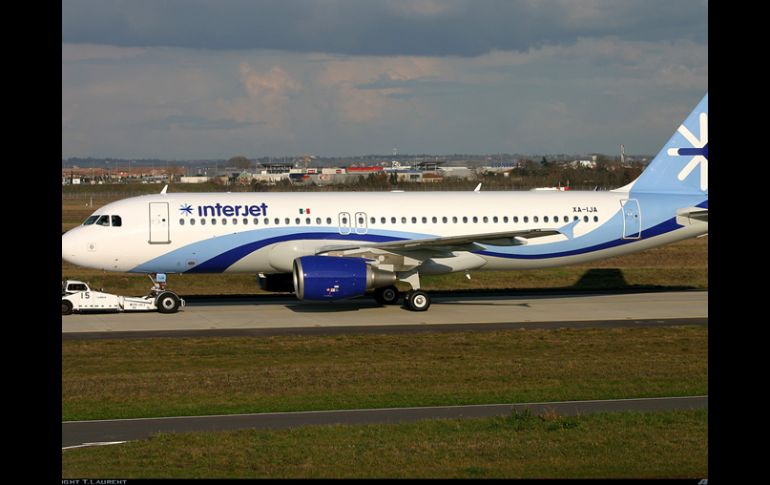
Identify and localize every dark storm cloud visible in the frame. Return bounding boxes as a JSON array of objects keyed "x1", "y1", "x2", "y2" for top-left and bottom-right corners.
[{"x1": 62, "y1": 0, "x2": 707, "y2": 56}]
